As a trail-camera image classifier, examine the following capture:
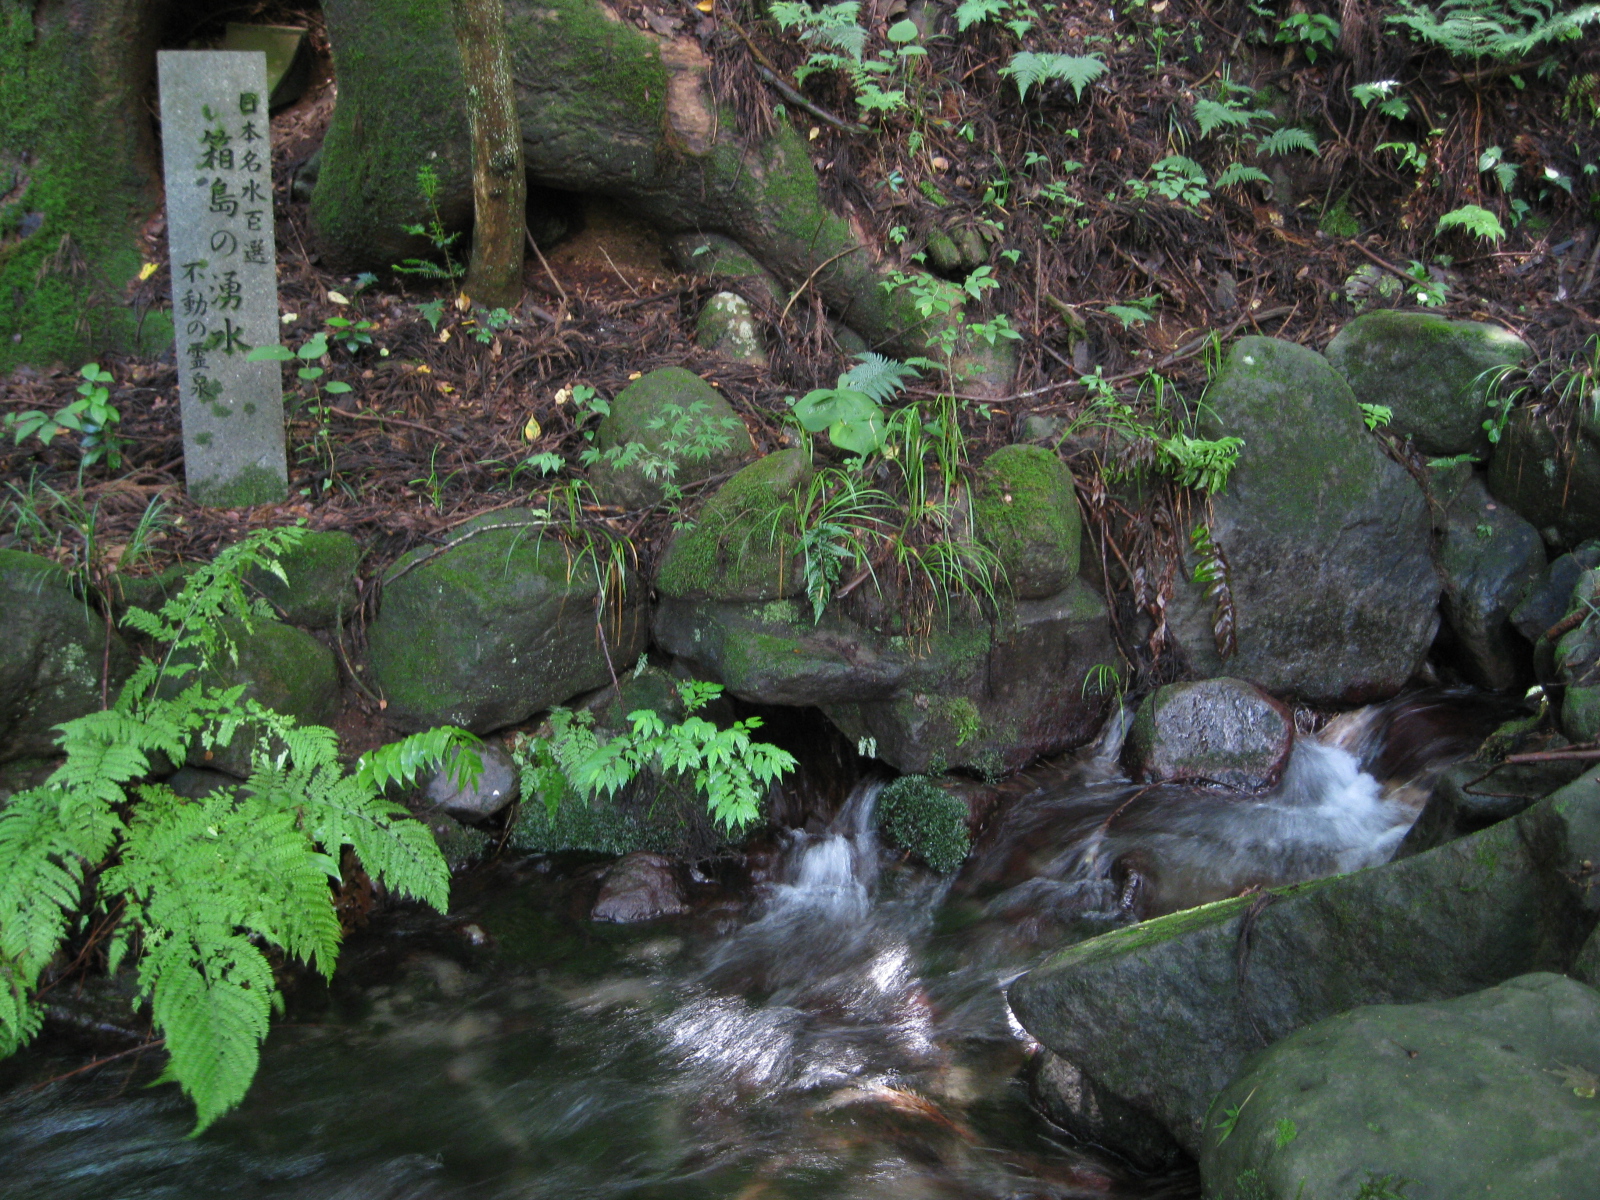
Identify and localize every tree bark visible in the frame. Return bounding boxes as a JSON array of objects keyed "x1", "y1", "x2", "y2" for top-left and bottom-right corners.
[{"x1": 452, "y1": 0, "x2": 525, "y2": 308}]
